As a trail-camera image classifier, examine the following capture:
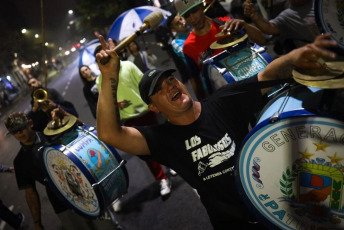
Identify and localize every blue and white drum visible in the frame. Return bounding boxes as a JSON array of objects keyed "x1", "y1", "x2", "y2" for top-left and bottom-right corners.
[
  {"x1": 236, "y1": 84, "x2": 344, "y2": 229},
  {"x1": 42, "y1": 125, "x2": 128, "y2": 218},
  {"x1": 202, "y1": 43, "x2": 273, "y2": 92},
  {"x1": 315, "y1": 0, "x2": 344, "y2": 54}
]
